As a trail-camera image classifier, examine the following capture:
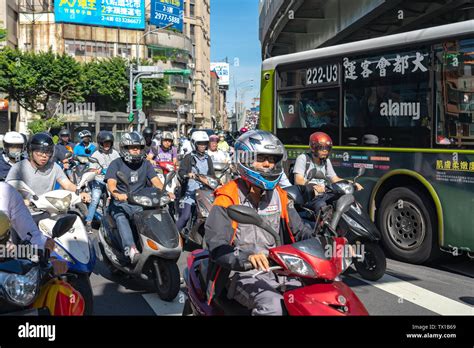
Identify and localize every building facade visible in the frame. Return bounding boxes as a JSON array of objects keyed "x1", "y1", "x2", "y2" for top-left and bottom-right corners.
[{"x1": 5, "y1": 0, "x2": 212, "y2": 138}]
